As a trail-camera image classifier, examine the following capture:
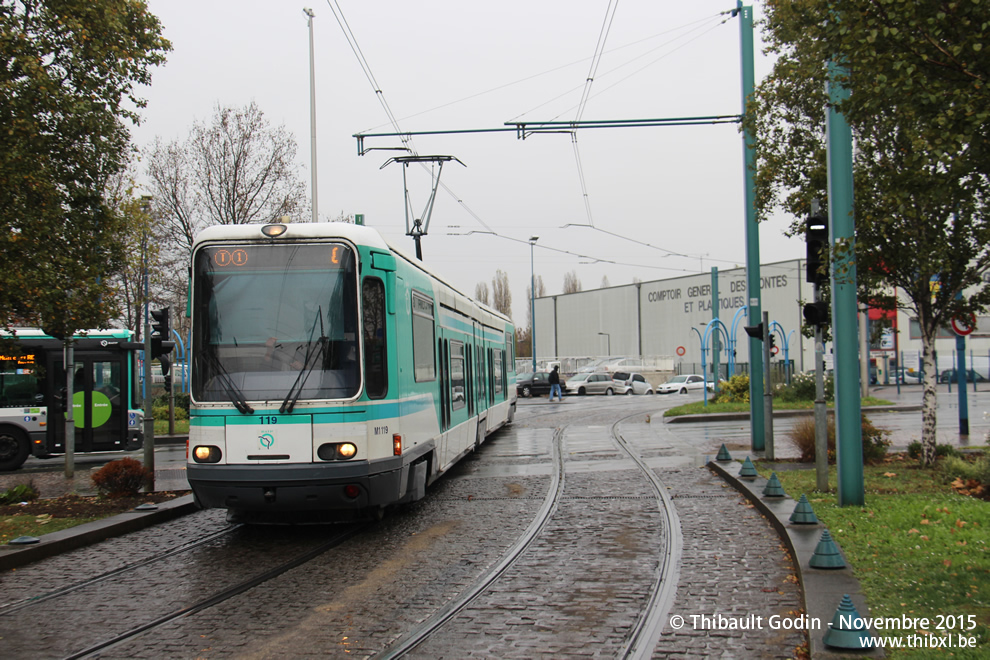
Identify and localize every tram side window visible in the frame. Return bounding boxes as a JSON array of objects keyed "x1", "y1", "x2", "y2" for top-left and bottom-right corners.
[
  {"x1": 450, "y1": 340, "x2": 465, "y2": 411},
  {"x1": 494, "y1": 350, "x2": 503, "y2": 395},
  {"x1": 411, "y1": 291, "x2": 436, "y2": 382},
  {"x1": 363, "y1": 278, "x2": 387, "y2": 399}
]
